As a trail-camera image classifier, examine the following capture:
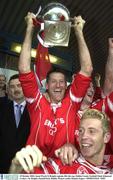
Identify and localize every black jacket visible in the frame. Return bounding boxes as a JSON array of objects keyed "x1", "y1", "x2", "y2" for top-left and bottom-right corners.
[{"x1": 0, "y1": 97, "x2": 31, "y2": 173}]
